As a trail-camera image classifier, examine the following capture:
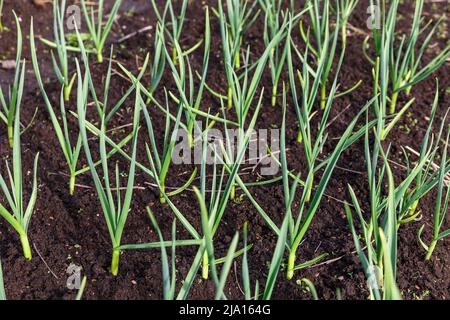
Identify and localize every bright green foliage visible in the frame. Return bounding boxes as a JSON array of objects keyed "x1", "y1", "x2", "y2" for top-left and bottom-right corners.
[
  {"x1": 216, "y1": 0, "x2": 260, "y2": 109},
  {"x1": 1, "y1": 12, "x2": 24, "y2": 148},
  {"x1": 76, "y1": 59, "x2": 140, "y2": 276},
  {"x1": 0, "y1": 75, "x2": 39, "y2": 260},
  {"x1": 80, "y1": 0, "x2": 122, "y2": 63},
  {"x1": 44, "y1": 0, "x2": 76, "y2": 101},
  {"x1": 367, "y1": 0, "x2": 449, "y2": 122},
  {"x1": 150, "y1": 0, "x2": 189, "y2": 64},
  {"x1": 0, "y1": 0, "x2": 4, "y2": 32}
]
